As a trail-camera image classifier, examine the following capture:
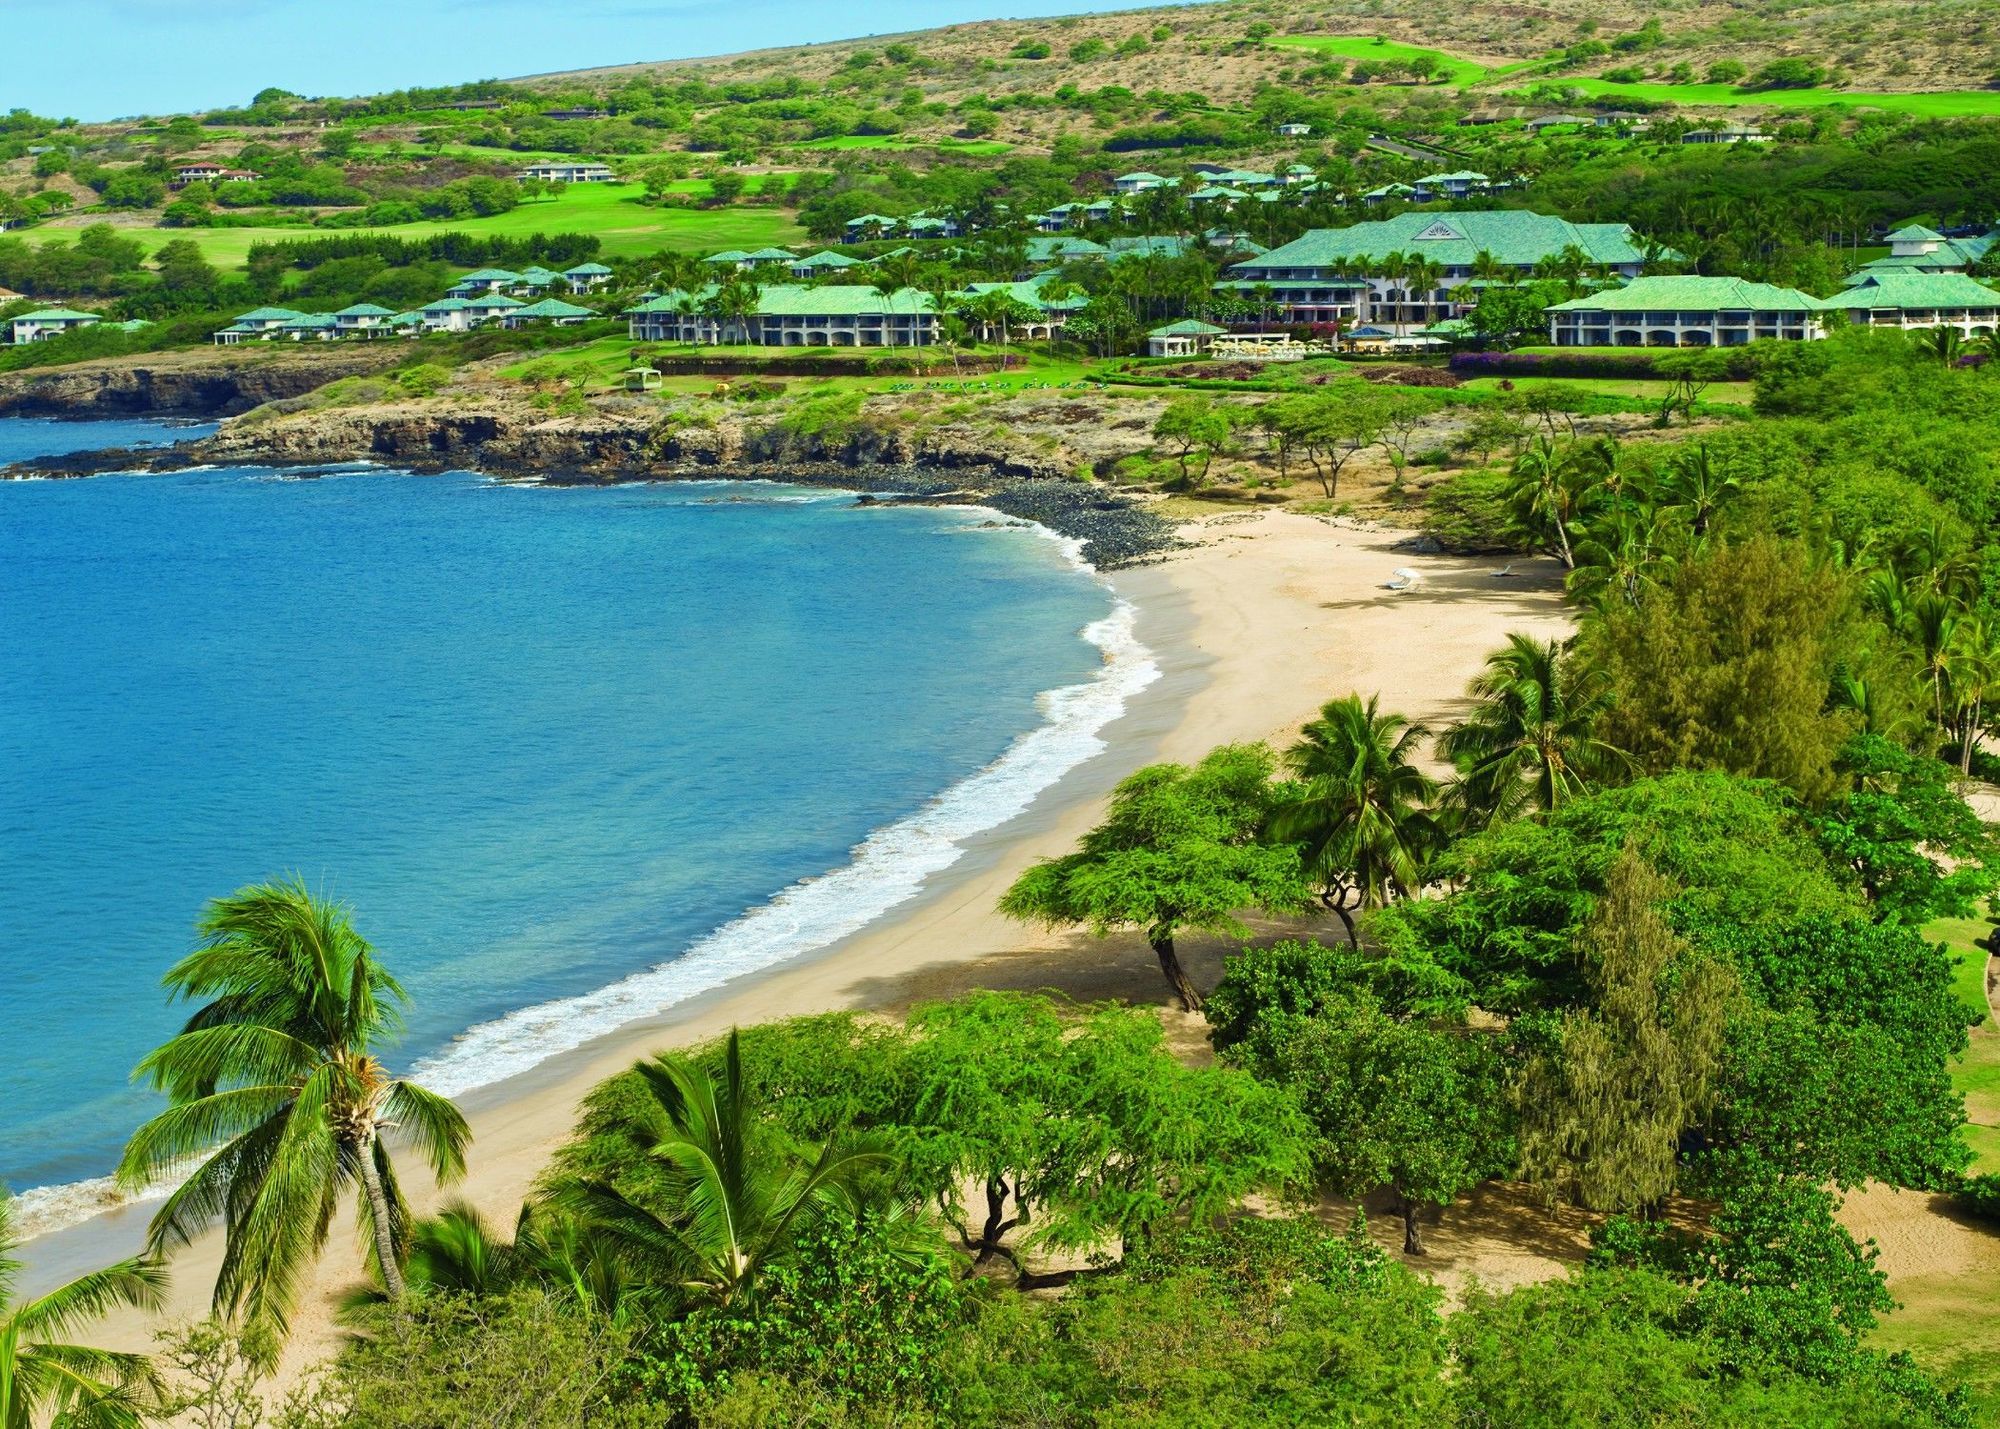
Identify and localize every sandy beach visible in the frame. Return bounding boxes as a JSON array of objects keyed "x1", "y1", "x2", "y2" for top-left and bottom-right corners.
[{"x1": 24, "y1": 507, "x2": 1573, "y2": 1374}]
